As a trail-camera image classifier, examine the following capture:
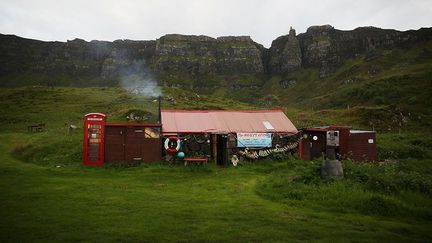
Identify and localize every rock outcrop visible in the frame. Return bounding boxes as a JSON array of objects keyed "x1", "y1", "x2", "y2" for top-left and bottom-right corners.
[
  {"x1": 0, "y1": 34, "x2": 156, "y2": 85},
  {"x1": 152, "y1": 34, "x2": 264, "y2": 75},
  {"x1": 296, "y1": 25, "x2": 432, "y2": 77},
  {"x1": 268, "y1": 27, "x2": 302, "y2": 73},
  {"x1": 269, "y1": 25, "x2": 432, "y2": 77},
  {"x1": 0, "y1": 25, "x2": 431, "y2": 86}
]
